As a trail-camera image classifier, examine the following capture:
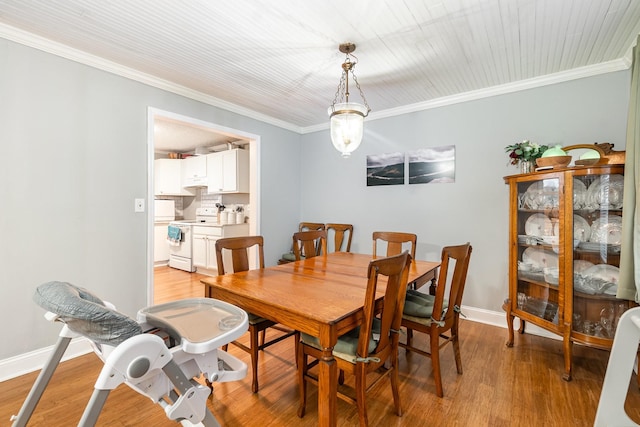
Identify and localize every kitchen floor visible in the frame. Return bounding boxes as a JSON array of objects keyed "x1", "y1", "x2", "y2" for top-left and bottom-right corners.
[{"x1": 153, "y1": 265, "x2": 208, "y2": 304}]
